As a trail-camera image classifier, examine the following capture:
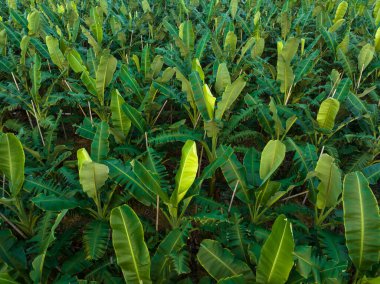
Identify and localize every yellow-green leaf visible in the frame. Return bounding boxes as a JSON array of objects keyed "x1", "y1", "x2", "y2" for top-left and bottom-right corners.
[
  {"x1": 334, "y1": 1, "x2": 348, "y2": 24},
  {"x1": 0, "y1": 133, "x2": 25, "y2": 196},
  {"x1": 343, "y1": 172, "x2": 380, "y2": 271},
  {"x1": 315, "y1": 154, "x2": 342, "y2": 210},
  {"x1": 259, "y1": 140, "x2": 286, "y2": 182},
  {"x1": 172, "y1": 140, "x2": 198, "y2": 206},
  {"x1": 111, "y1": 90, "x2": 131, "y2": 138},
  {"x1": 215, "y1": 62, "x2": 231, "y2": 95},
  {"x1": 67, "y1": 48, "x2": 86, "y2": 73},
  {"x1": 46, "y1": 36, "x2": 65, "y2": 69},
  {"x1": 215, "y1": 76, "x2": 246, "y2": 120},
  {"x1": 317, "y1": 97, "x2": 340, "y2": 130},
  {"x1": 358, "y1": 43, "x2": 374, "y2": 72},
  {"x1": 96, "y1": 52, "x2": 117, "y2": 105}
]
